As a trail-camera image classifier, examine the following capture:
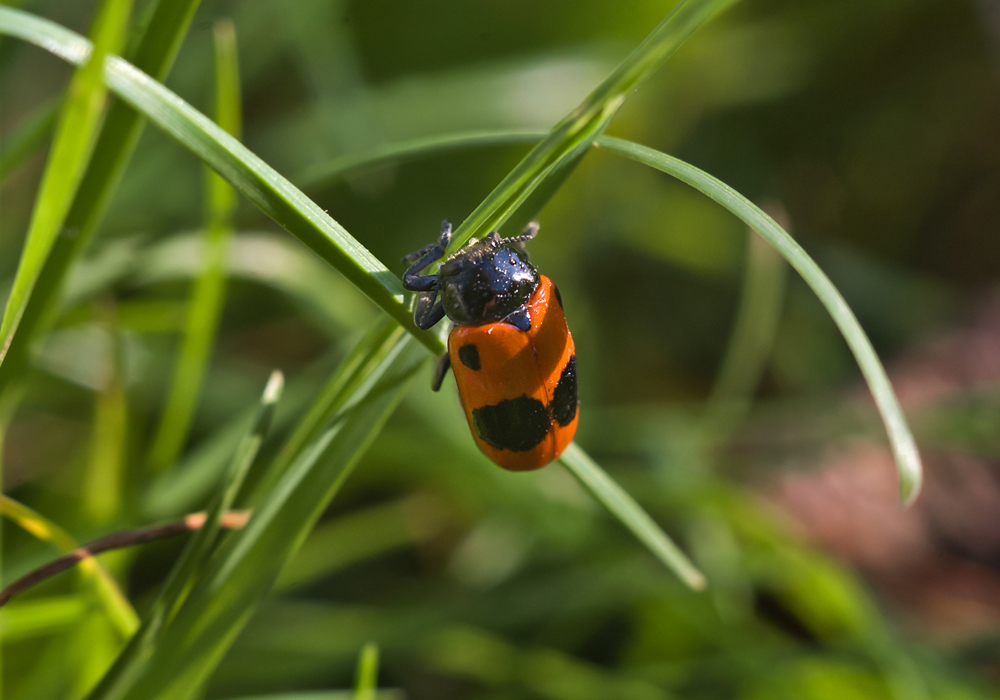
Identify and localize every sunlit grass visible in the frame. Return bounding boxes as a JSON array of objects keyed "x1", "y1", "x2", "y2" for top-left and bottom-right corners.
[{"x1": 0, "y1": 0, "x2": 948, "y2": 699}]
